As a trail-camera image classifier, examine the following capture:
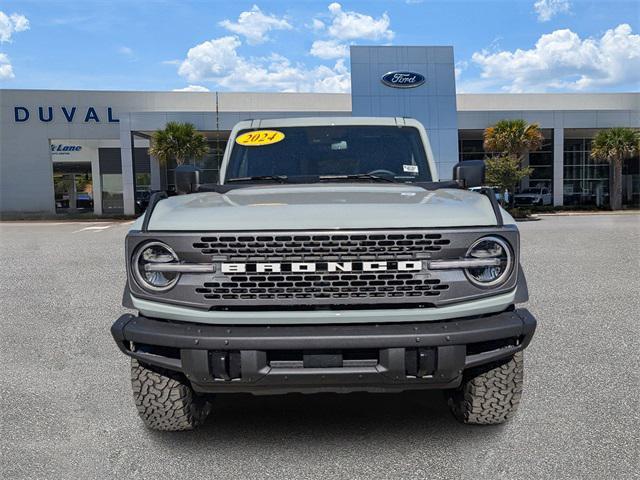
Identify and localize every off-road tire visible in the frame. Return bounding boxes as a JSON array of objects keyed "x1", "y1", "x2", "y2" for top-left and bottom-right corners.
[
  {"x1": 130, "y1": 359, "x2": 212, "y2": 431},
  {"x1": 447, "y1": 352, "x2": 524, "y2": 425}
]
